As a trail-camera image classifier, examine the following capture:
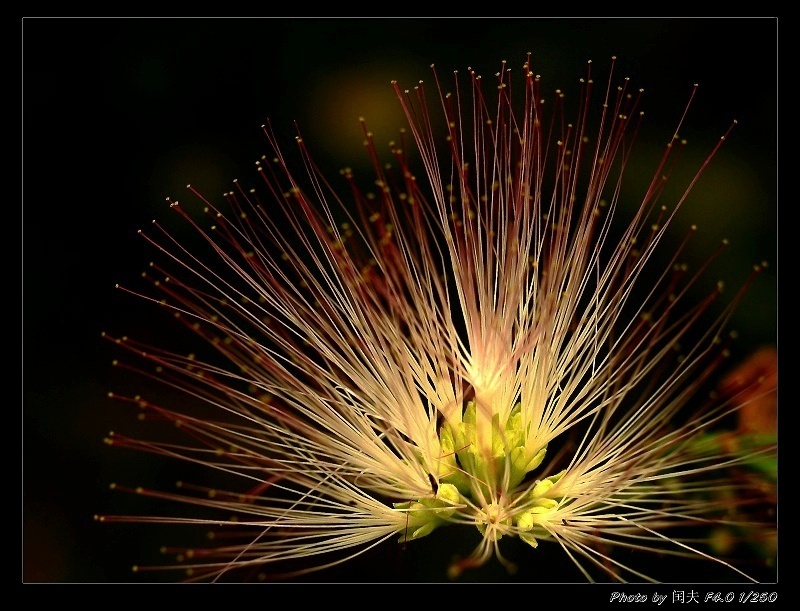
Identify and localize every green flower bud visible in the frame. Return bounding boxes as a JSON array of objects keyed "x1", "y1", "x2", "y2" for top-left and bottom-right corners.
[
  {"x1": 516, "y1": 511, "x2": 535, "y2": 531},
  {"x1": 519, "y1": 531, "x2": 540, "y2": 548},
  {"x1": 437, "y1": 482, "x2": 461, "y2": 506},
  {"x1": 407, "y1": 520, "x2": 438, "y2": 541},
  {"x1": 393, "y1": 482, "x2": 463, "y2": 542},
  {"x1": 525, "y1": 446, "x2": 547, "y2": 472},
  {"x1": 530, "y1": 469, "x2": 566, "y2": 499}
]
